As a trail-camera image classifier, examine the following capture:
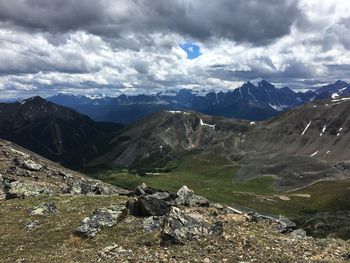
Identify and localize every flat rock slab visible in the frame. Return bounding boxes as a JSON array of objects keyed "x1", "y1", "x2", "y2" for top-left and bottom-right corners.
[
  {"x1": 75, "y1": 206, "x2": 127, "y2": 238},
  {"x1": 30, "y1": 201, "x2": 58, "y2": 216}
]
